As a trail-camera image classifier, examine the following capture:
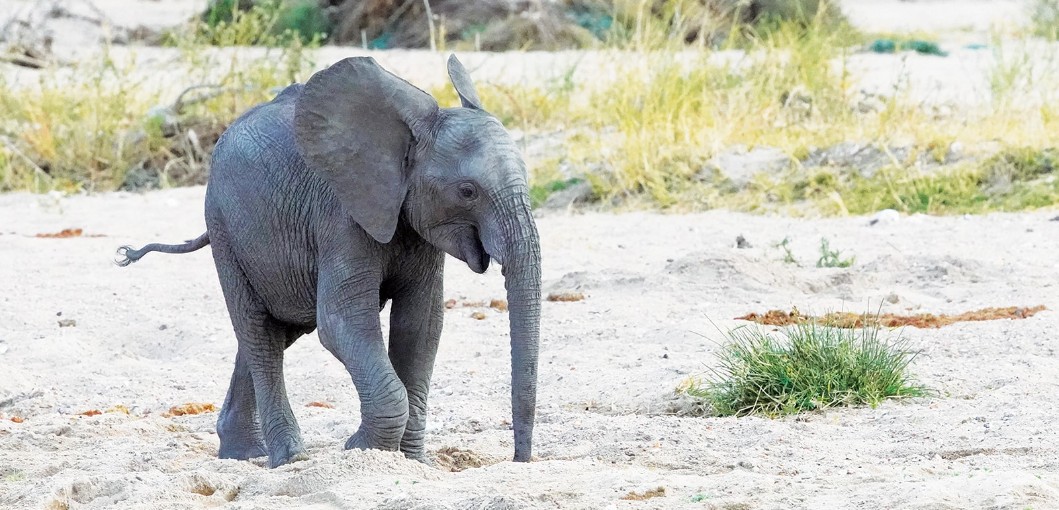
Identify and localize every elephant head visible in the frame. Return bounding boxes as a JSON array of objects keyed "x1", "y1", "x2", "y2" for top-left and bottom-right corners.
[{"x1": 293, "y1": 55, "x2": 540, "y2": 462}]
